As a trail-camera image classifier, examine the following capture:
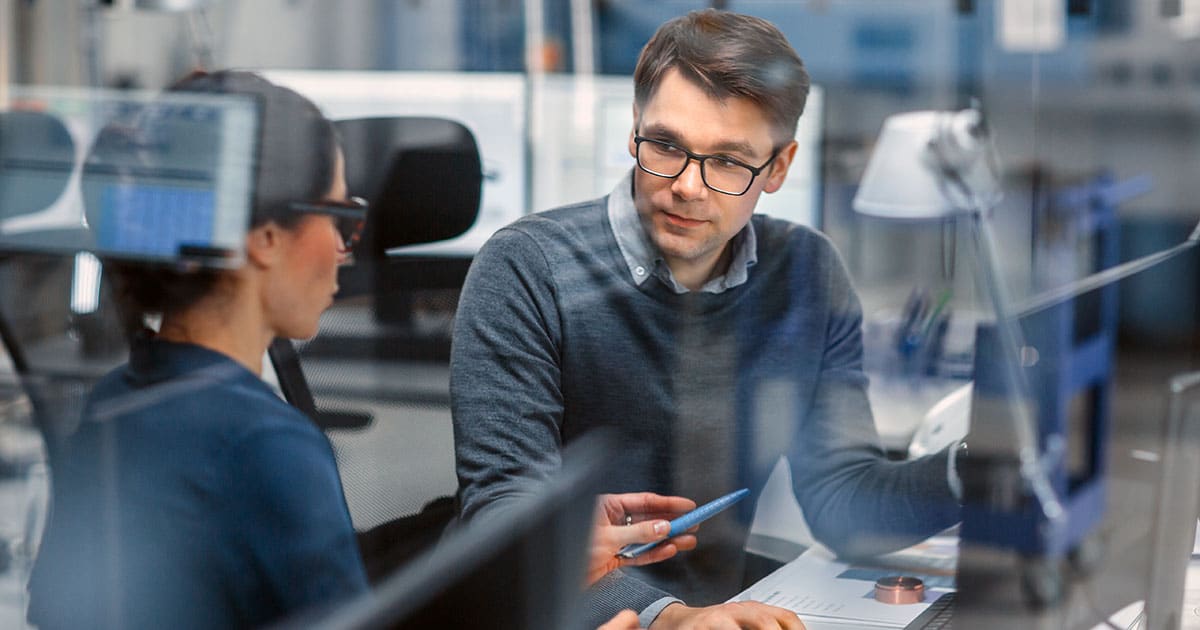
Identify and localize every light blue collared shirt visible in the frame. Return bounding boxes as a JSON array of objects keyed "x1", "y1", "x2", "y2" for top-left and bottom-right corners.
[{"x1": 606, "y1": 171, "x2": 757, "y2": 294}]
